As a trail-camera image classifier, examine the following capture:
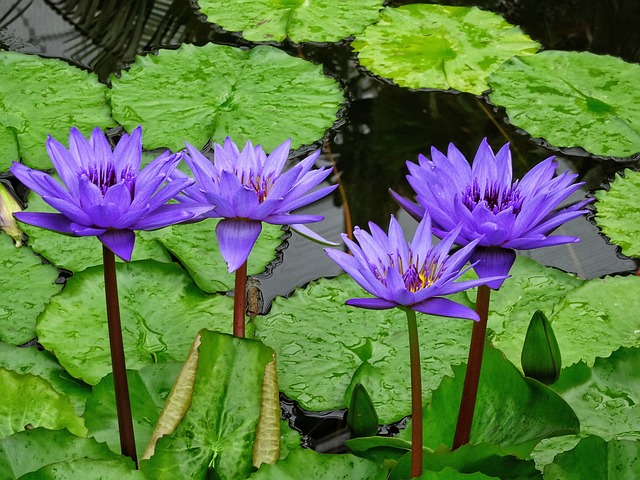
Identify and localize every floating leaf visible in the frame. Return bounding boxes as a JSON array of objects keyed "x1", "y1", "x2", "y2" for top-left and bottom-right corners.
[
  {"x1": 20, "y1": 457, "x2": 146, "y2": 479},
  {"x1": 543, "y1": 435, "x2": 640, "y2": 480},
  {"x1": 552, "y1": 347, "x2": 640, "y2": 440},
  {"x1": 489, "y1": 51, "x2": 640, "y2": 158},
  {"x1": 0, "y1": 369, "x2": 86, "y2": 439},
  {"x1": 0, "y1": 342, "x2": 90, "y2": 415},
  {"x1": 84, "y1": 363, "x2": 182, "y2": 459},
  {"x1": 197, "y1": 0, "x2": 383, "y2": 43},
  {"x1": 0, "y1": 428, "x2": 118, "y2": 480},
  {"x1": 0, "y1": 51, "x2": 115, "y2": 170},
  {"x1": 140, "y1": 330, "x2": 273, "y2": 480},
  {"x1": 254, "y1": 274, "x2": 475, "y2": 423},
  {"x1": 21, "y1": 192, "x2": 171, "y2": 272},
  {"x1": 0, "y1": 233, "x2": 61, "y2": 344},
  {"x1": 109, "y1": 43, "x2": 343, "y2": 152},
  {"x1": 249, "y1": 446, "x2": 388, "y2": 480},
  {"x1": 37, "y1": 260, "x2": 235, "y2": 385},
  {"x1": 352, "y1": 4, "x2": 539, "y2": 95},
  {"x1": 594, "y1": 169, "x2": 640, "y2": 258},
  {"x1": 146, "y1": 218, "x2": 284, "y2": 292}
]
